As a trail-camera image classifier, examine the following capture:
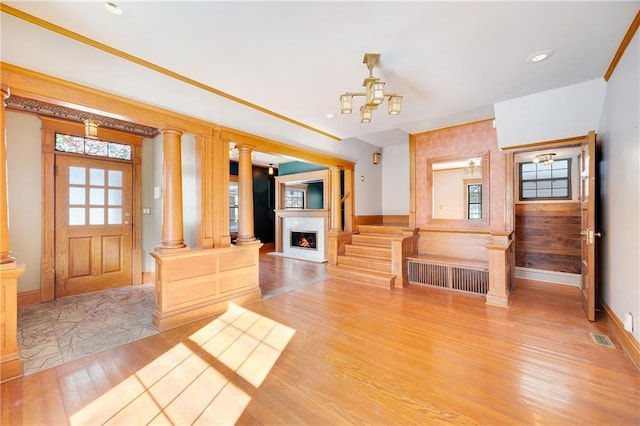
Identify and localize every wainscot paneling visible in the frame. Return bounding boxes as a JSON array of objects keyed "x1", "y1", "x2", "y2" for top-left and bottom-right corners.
[{"x1": 515, "y1": 203, "x2": 581, "y2": 273}]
